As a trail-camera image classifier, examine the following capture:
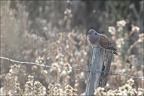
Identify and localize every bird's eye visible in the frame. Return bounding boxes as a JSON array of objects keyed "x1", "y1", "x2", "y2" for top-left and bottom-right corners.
[{"x1": 95, "y1": 33, "x2": 97, "y2": 35}]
